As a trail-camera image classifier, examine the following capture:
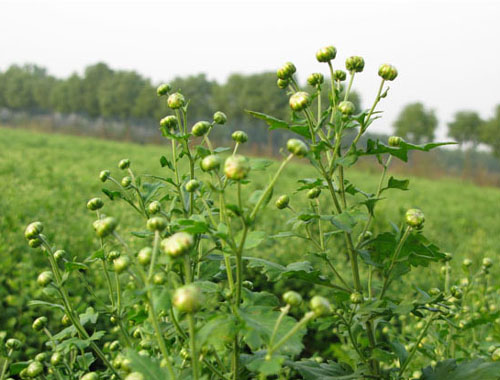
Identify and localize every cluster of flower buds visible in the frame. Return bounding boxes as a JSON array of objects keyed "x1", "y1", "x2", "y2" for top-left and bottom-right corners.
[{"x1": 24, "y1": 221, "x2": 45, "y2": 248}]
